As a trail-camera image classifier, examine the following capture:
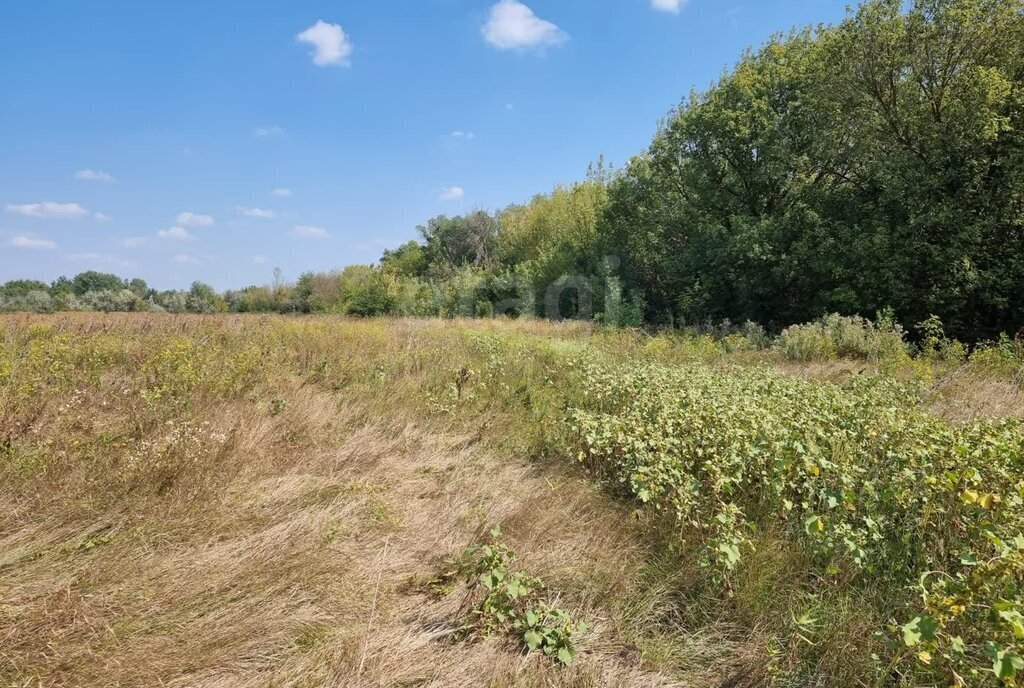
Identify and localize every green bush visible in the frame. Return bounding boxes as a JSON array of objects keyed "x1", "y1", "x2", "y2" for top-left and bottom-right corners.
[
  {"x1": 566, "y1": 360, "x2": 1024, "y2": 684},
  {"x1": 776, "y1": 314, "x2": 910, "y2": 362},
  {"x1": 971, "y1": 335, "x2": 1024, "y2": 382}
]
